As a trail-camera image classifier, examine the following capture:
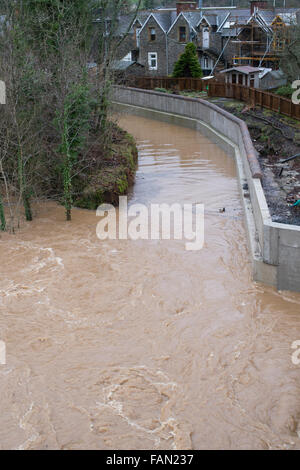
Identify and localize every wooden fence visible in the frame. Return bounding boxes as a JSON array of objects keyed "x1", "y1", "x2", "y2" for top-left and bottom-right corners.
[
  {"x1": 208, "y1": 82, "x2": 300, "y2": 120},
  {"x1": 129, "y1": 76, "x2": 206, "y2": 92},
  {"x1": 128, "y1": 76, "x2": 300, "y2": 121}
]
